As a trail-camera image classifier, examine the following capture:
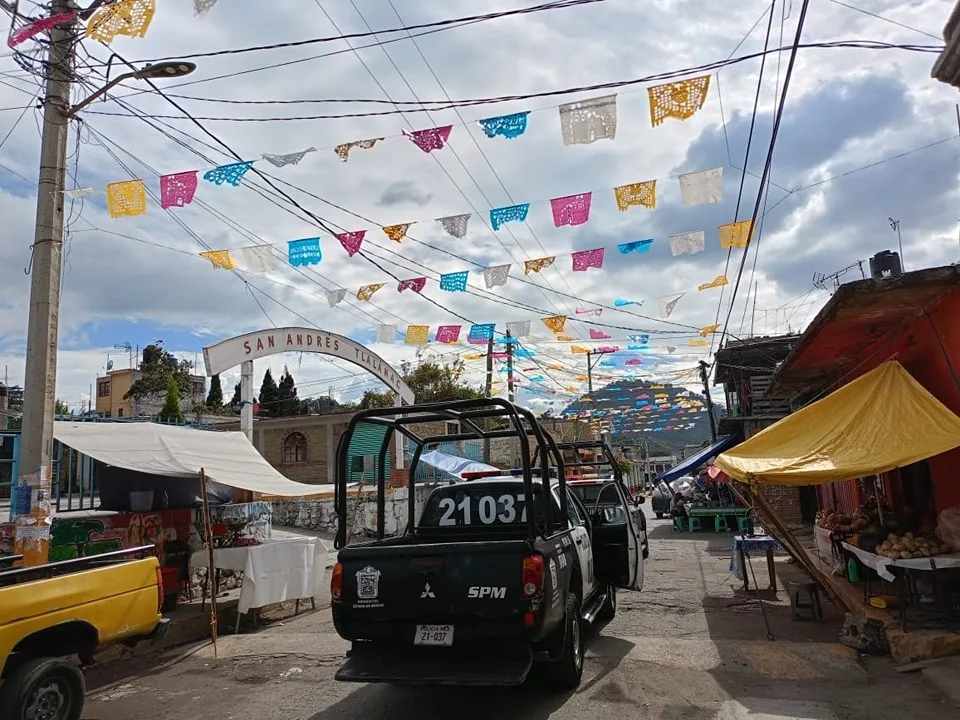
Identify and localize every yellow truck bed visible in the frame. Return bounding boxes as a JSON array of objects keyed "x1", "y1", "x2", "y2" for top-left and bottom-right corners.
[
  {"x1": 0, "y1": 556, "x2": 163, "y2": 661},
  {"x1": 0, "y1": 549, "x2": 166, "y2": 720}
]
